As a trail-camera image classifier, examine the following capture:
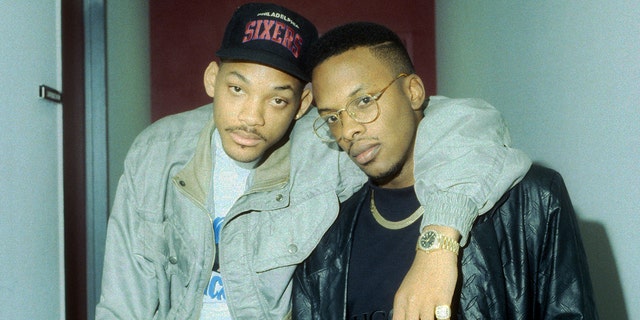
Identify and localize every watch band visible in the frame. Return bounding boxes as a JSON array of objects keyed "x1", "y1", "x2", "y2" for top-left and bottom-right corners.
[{"x1": 439, "y1": 233, "x2": 460, "y2": 255}]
